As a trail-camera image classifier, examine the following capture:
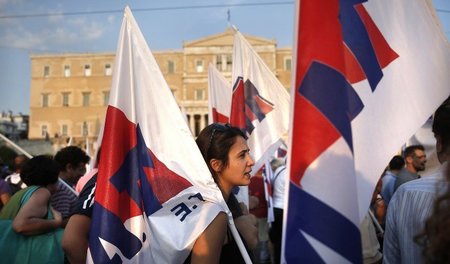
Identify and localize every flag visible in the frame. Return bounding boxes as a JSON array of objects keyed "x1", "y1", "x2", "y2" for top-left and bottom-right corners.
[
  {"x1": 284, "y1": 0, "x2": 450, "y2": 263},
  {"x1": 263, "y1": 161, "x2": 275, "y2": 224},
  {"x1": 87, "y1": 7, "x2": 229, "y2": 263},
  {"x1": 230, "y1": 30, "x2": 290, "y2": 176},
  {"x1": 207, "y1": 63, "x2": 231, "y2": 124}
]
